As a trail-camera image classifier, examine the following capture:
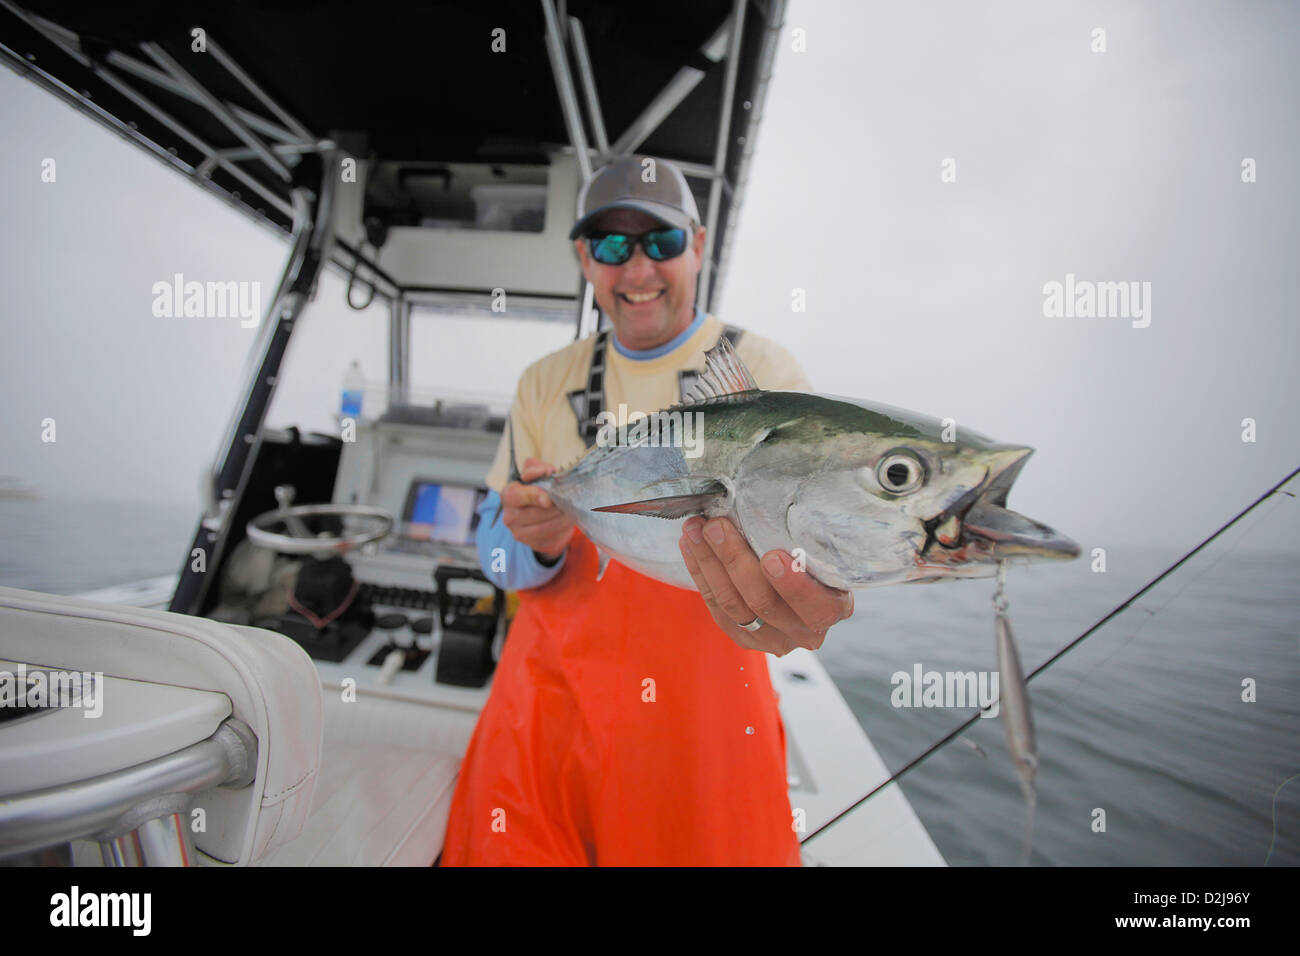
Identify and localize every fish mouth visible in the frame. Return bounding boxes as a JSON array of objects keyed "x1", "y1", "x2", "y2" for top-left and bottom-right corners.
[{"x1": 922, "y1": 447, "x2": 1079, "y2": 563}]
